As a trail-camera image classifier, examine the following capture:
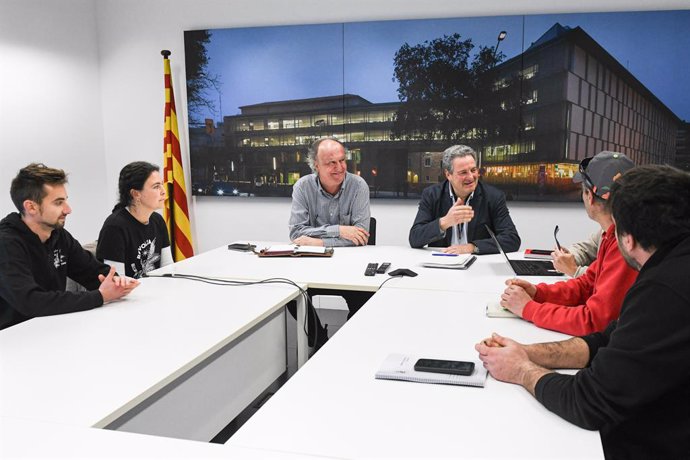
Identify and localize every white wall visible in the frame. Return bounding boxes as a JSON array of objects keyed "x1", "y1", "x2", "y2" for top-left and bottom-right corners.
[
  {"x1": 93, "y1": 0, "x2": 687, "y2": 253},
  {"x1": 191, "y1": 196, "x2": 597, "y2": 251},
  {"x1": 2, "y1": 0, "x2": 686, "y2": 249},
  {"x1": 0, "y1": 0, "x2": 107, "y2": 242}
]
